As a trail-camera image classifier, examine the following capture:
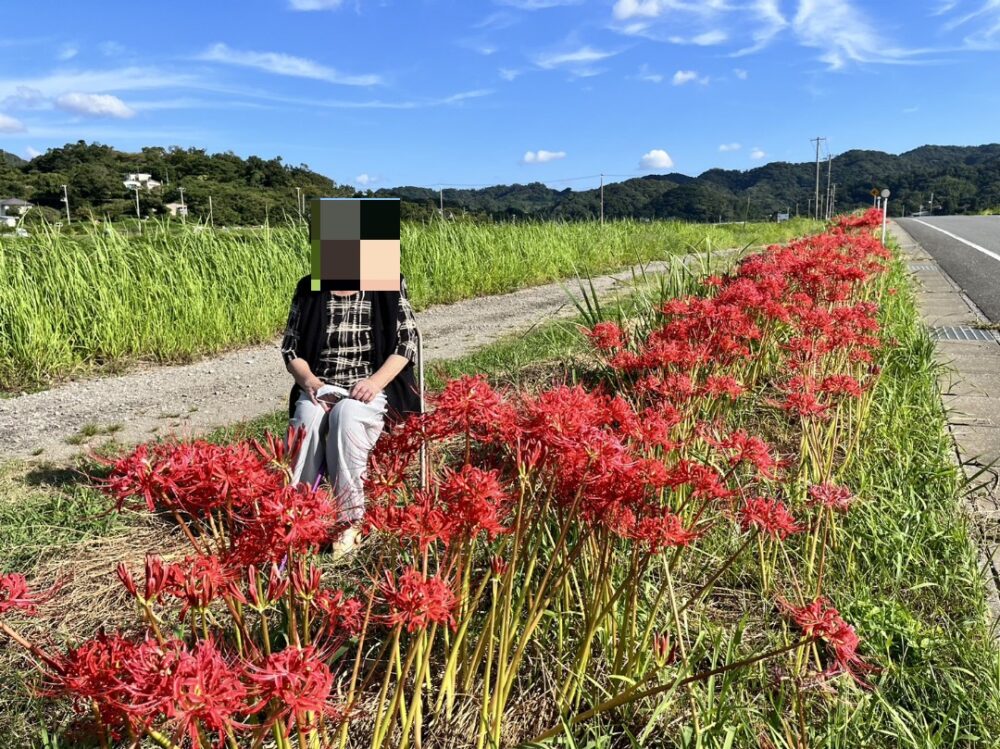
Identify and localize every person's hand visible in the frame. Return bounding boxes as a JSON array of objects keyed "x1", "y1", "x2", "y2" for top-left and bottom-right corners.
[
  {"x1": 301, "y1": 376, "x2": 331, "y2": 411},
  {"x1": 350, "y1": 377, "x2": 382, "y2": 404}
]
